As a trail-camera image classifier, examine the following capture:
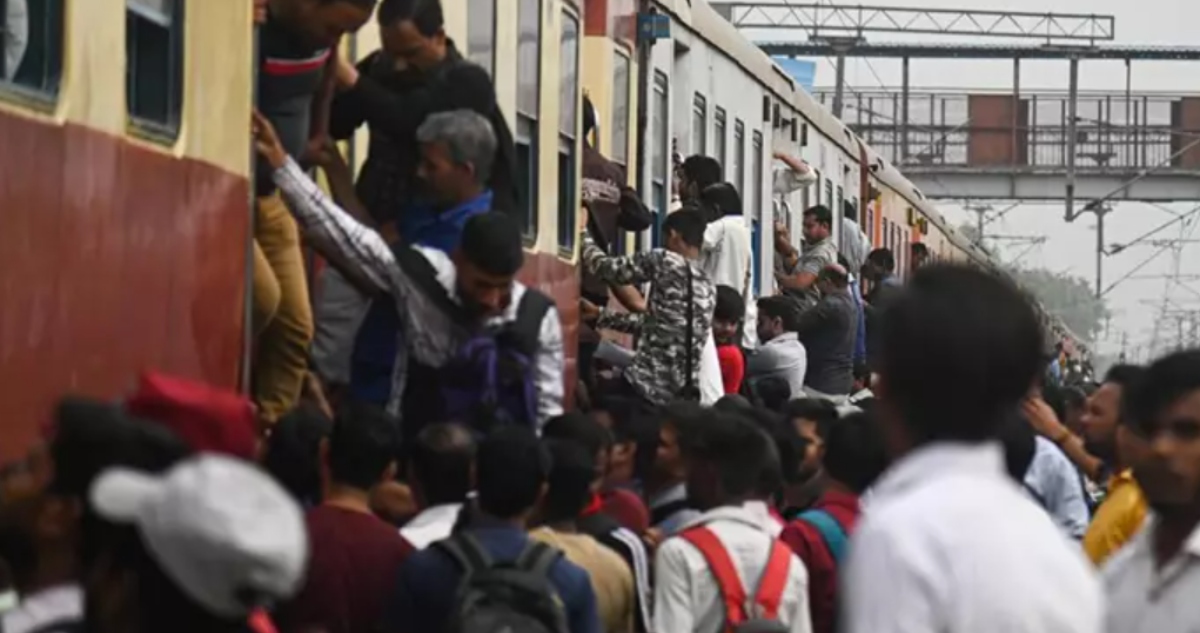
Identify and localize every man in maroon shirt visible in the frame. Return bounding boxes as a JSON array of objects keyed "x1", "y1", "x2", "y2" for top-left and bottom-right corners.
[
  {"x1": 275, "y1": 402, "x2": 414, "y2": 633},
  {"x1": 780, "y1": 411, "x2": 888, "y2": 633}
]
